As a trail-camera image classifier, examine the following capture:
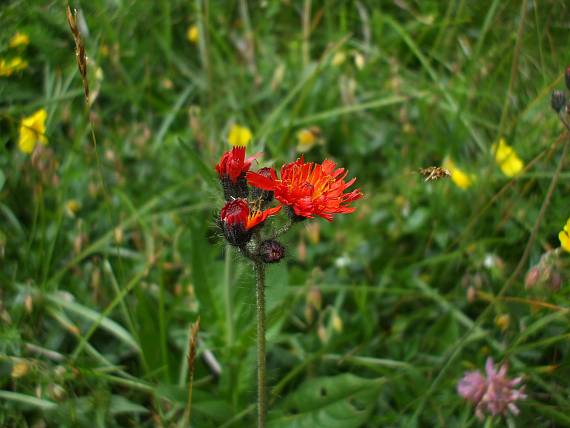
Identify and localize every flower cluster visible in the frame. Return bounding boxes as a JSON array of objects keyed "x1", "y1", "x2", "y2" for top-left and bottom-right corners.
[
  {"x1": 215, "y1": 144, "x2": 362, "y2": 261},
  {"x1": 458, "y1": 358, "x2": 526, "y2": 421},
  {"x1": 443, "y1": 136, "x2": 525, "y2": 191}
]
